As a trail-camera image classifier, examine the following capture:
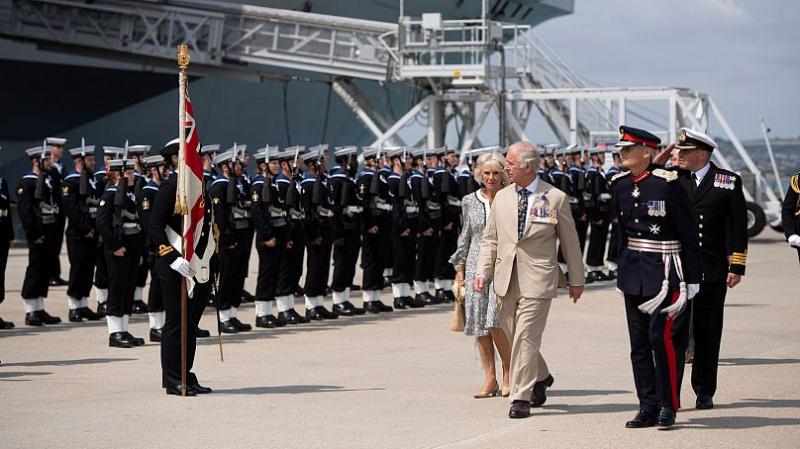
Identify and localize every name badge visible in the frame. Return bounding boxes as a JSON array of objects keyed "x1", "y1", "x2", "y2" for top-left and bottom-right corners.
[
  {"x1": 647, "y1": 200, "x2": 666, "y2": 217},
  {"x1": 713, "y1": 173, "x2": 735, "y2": 190}
]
